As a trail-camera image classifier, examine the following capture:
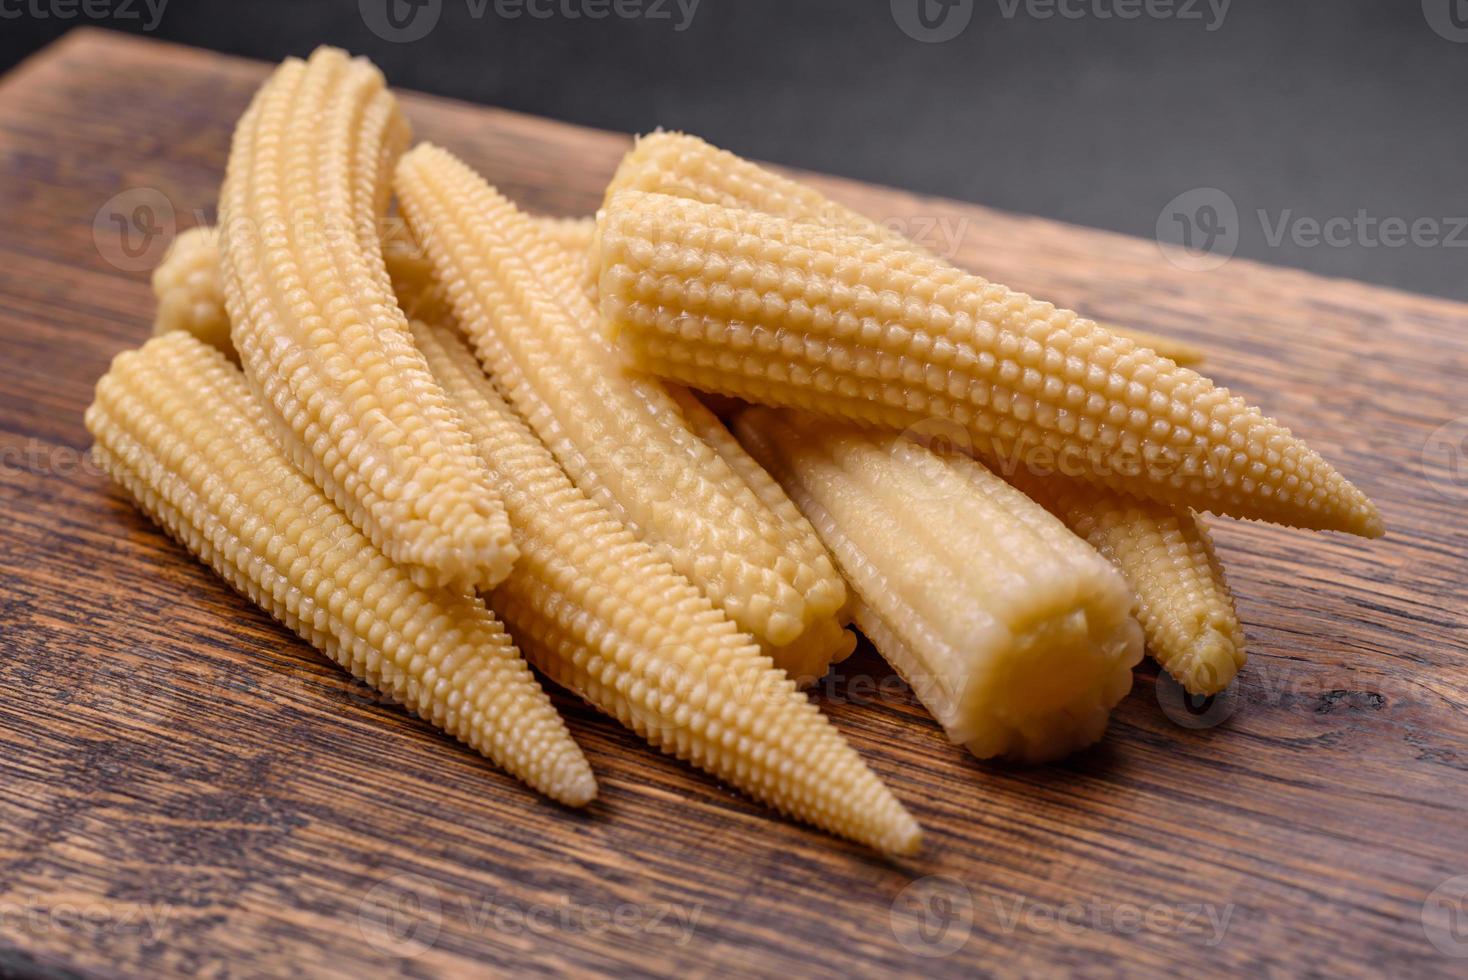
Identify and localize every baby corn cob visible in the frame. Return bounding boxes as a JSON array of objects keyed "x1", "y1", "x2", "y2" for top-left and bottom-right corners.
[
  {"x1": 1006, "y1": 470, "x2": 1246, "y2": 695},
  {"x1": 661, "y1": 382, "x2": 856, "y2": 681},
  {"x1": 219, "y1": 47, "x2": 516, "y2": 590},
  {"x1": 86, "y1": 332, "x2": 595, "y2": 806},
  {"x1": 531, "y1": 214, "x2": 597, "y2": 255},
  {"x1": 734, "y1": 408, "x2": 1144, "y2": 763},
  {"x1": 395, "y1": 144, "x2": 850, "y2": 677},
  {"x1": 597, "y1": 190, "x2": 1383, "y2": 537},
  {"x1": 152, "y1": 226, "x2": 233, "y2": 357},
  {"x1": 605, "y1": 132, "x2": 1207, "y2": 364},
  {"x1": 149, "y1": 227, "x2": 451, "y2": 356},
  {"x1": 412, "y1": 318, "x2": 920, "y2": 853}
]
